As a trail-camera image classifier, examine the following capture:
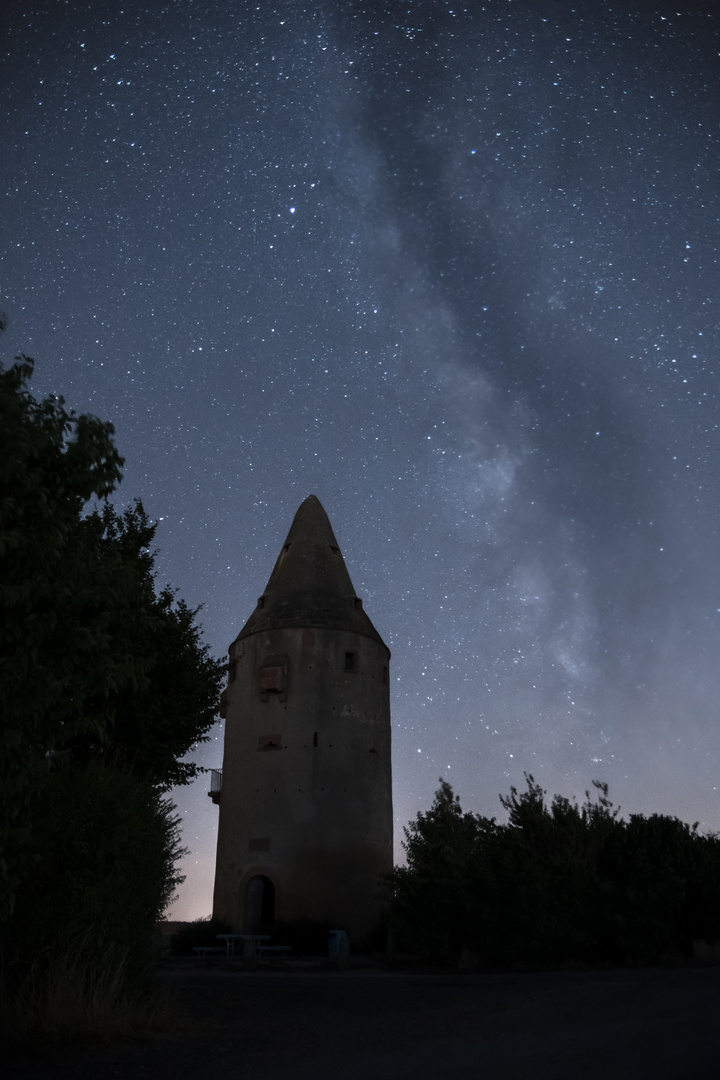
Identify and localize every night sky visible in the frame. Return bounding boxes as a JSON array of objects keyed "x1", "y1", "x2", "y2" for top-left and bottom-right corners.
[{"x1": 3, "y1": 1, "x2": 719, "y2": 920}]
